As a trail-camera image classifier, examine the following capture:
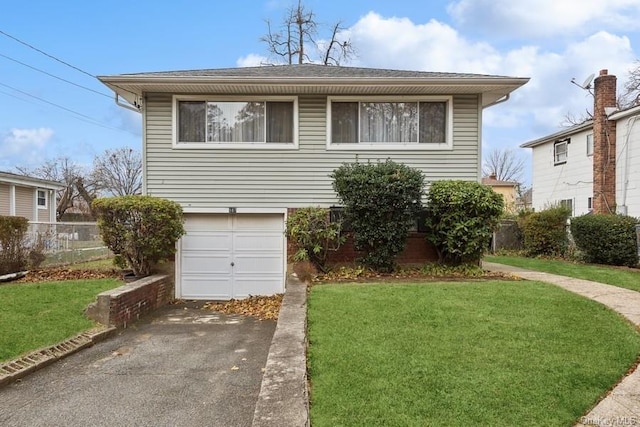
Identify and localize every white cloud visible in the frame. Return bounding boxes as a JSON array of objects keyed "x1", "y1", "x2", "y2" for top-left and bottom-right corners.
[
  {"x1": 0, "y1": 127, "x2": 55, "y2": 169},
  {"x1": 340, "y1": 13, "x2": 636, "y2": 138},
  {"x1": 343, "y1": 12, "x2": 500, "y2": 73},
  {"x1": 236, "y1": 53, "x2": 268, "y2": 67},
  {"x1": 2, "y1": 127, "x2": 54, "y2": 155},
  {"x1": 448, "y1": 0, "x2": 640, "y2": 38}
]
